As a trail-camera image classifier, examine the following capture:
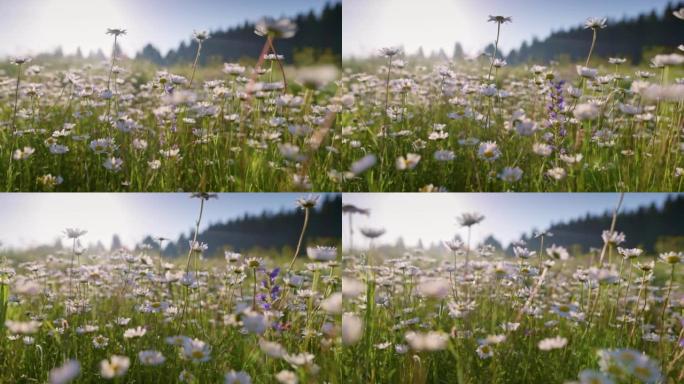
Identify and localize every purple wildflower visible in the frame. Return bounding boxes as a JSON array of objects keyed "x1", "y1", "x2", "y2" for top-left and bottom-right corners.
[
  {"x1": 257, "y1": 268, "x2": 281, "y2": 310},
  {"x1": 547, "y1": 80, "x2": 566, "y2": 137}
]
